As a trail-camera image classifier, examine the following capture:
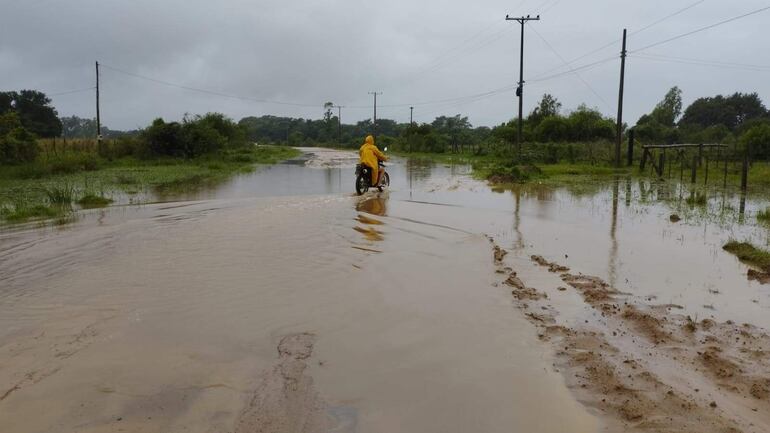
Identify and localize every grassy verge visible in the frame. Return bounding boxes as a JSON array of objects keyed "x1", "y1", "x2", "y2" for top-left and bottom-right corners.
[
  {"x1": 0, "y1": 145, "x2": 300, "y2": 223},
  {"x1": 723, "y1": 241, "x2": 770, "y2": 271}
]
